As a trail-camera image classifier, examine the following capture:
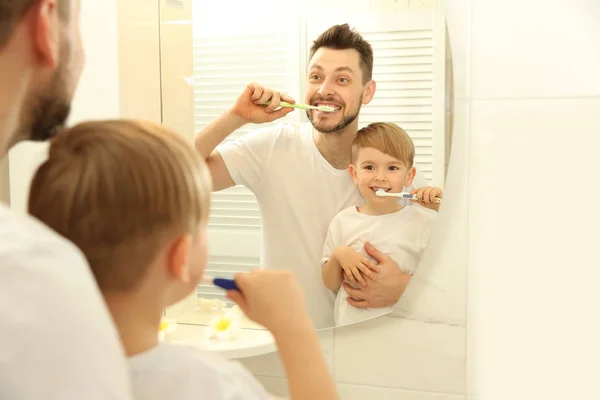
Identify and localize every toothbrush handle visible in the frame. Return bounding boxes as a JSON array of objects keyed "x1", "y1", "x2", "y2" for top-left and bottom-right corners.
[
  {"x1": 213, "y1": 278, "x2": 240, "y2": 291},
  {"x1": 265, "y1": 101, "x2": 311, "y2": 110}
]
